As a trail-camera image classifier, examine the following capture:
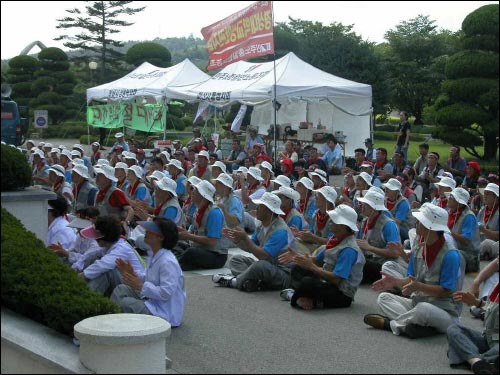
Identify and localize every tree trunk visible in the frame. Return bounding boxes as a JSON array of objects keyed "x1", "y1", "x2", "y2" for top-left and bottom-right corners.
[{"x1": 483, "y1": 127, "x2": 499, "y2": 161}]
